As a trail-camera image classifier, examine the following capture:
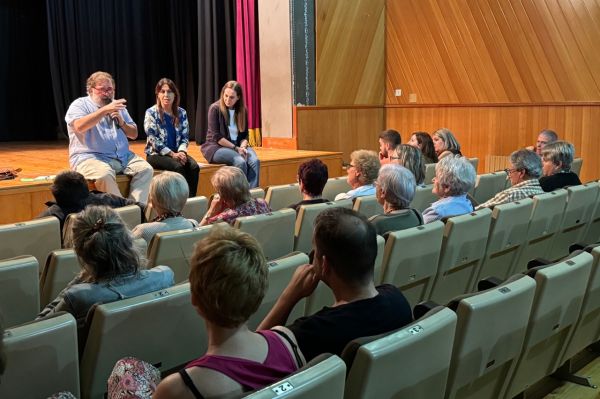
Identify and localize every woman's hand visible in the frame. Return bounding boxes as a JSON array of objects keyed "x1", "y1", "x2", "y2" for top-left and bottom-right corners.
[{"x1": 170, "y1": 151, "x2": 187, "y2": 165}]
